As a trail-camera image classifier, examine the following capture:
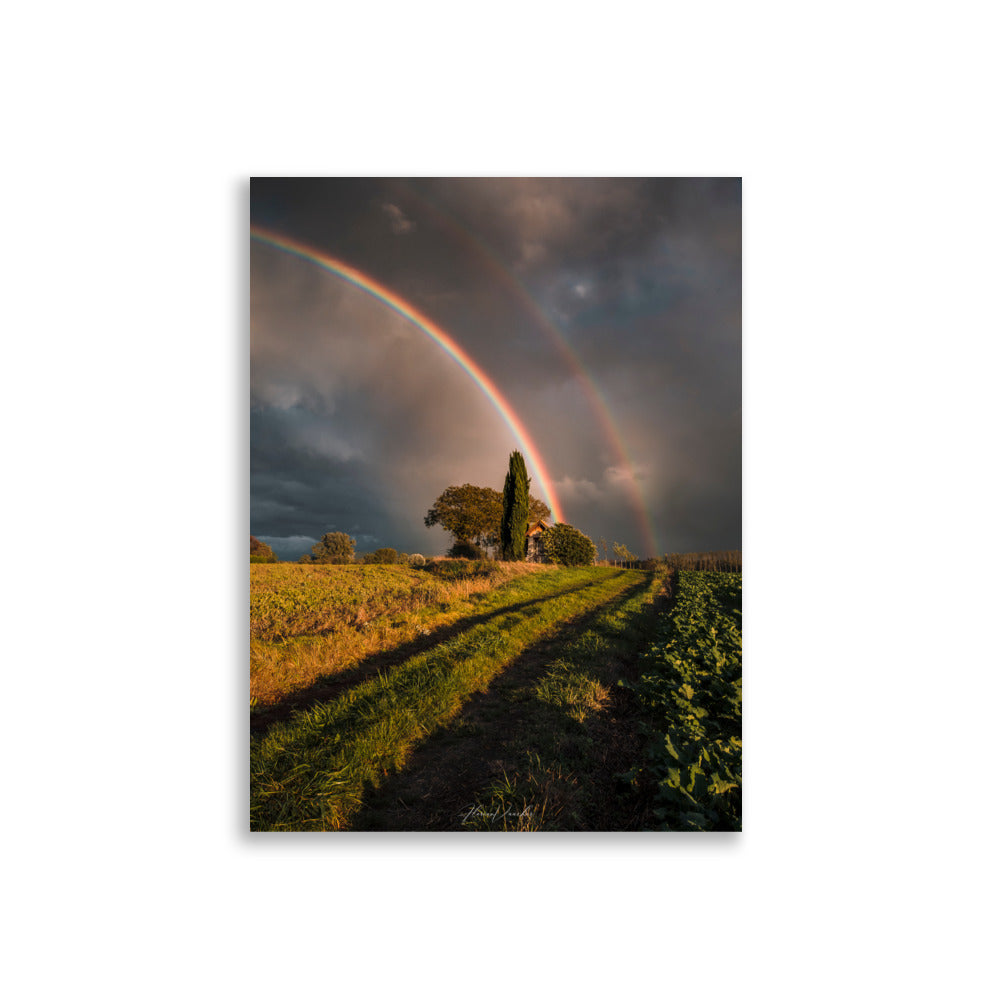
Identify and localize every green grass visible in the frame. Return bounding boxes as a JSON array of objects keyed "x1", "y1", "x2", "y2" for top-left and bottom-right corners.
[
  {"x1": 452, "y1": 570, "x2": 670, "y2": 831},
  {"x1": 250, "y1": 566, "x2": 651, "y2": 831},
  {"x1": 251, "y1": 561, "x2": 539, "y2": 642},
  {"x1": 250, "y1": 560, "x2": 555, "y2": 706}
]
